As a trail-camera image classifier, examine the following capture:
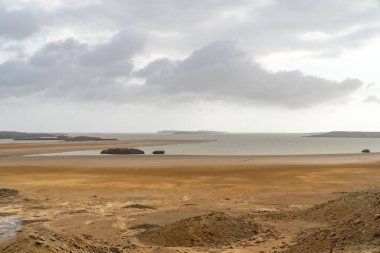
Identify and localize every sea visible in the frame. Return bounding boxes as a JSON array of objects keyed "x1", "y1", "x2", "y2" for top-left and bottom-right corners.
[{"x1": 32, "y1": 133, "x2": 380, "y2": 156}]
